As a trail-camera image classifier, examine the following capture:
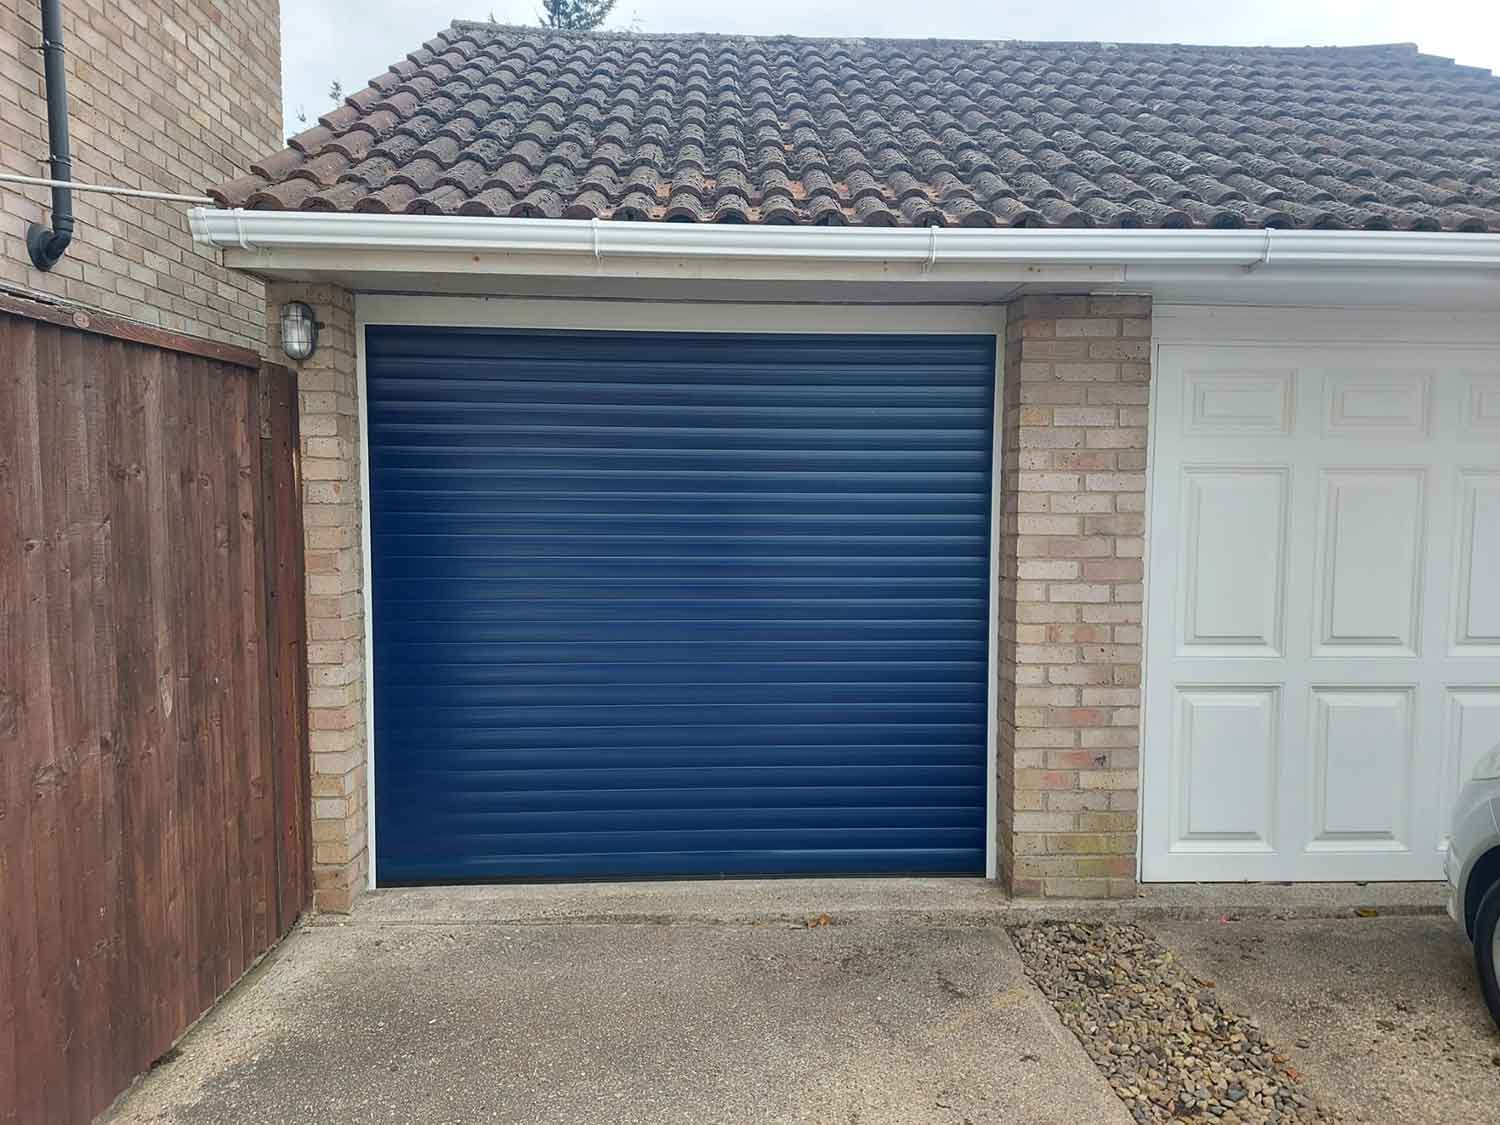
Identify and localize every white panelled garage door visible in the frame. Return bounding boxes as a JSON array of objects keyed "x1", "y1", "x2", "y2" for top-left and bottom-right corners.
[{"x1": 1143, "y1": 317, "x2": 1500, "y2": 882}]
